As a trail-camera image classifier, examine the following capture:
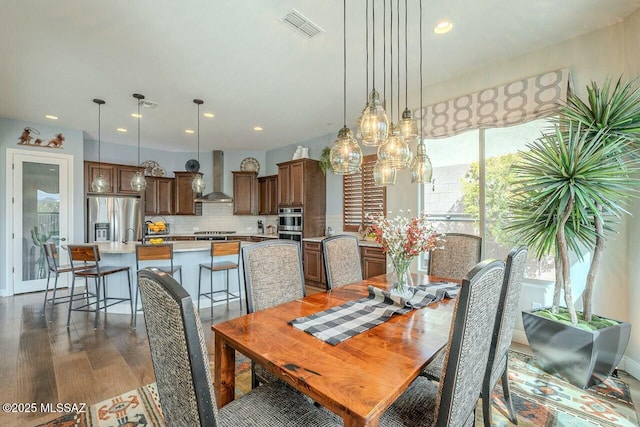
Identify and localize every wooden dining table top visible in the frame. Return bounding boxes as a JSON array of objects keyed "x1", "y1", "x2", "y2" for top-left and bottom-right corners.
[{"x1": 212, "y1": 273, "x2": 459, "y2": 427}]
